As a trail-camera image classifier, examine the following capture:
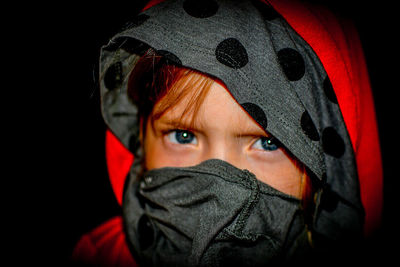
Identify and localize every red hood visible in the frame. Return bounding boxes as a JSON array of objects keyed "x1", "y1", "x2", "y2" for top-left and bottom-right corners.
[{"x1": 104, "y1": 0, "x2": 382, "y2": 237}]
